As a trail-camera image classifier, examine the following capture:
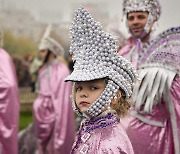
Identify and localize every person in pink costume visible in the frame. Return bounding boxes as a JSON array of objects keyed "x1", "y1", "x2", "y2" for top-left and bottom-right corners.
[
  {"x1": 119, "y1": 0, "x2": 180, "y2": 153},
  {"x1": 119, "y1": 0, "x2": 161, "y2": 69},
  {"x1": 0, "y1": 30, "x2": 19, "y2": 154},
  {"x1": 65, "y1": 6, "x2": 138, "y2": 154},
  {"x1": 33, "y1": 25, "x2": 75, "y2": 154}
]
